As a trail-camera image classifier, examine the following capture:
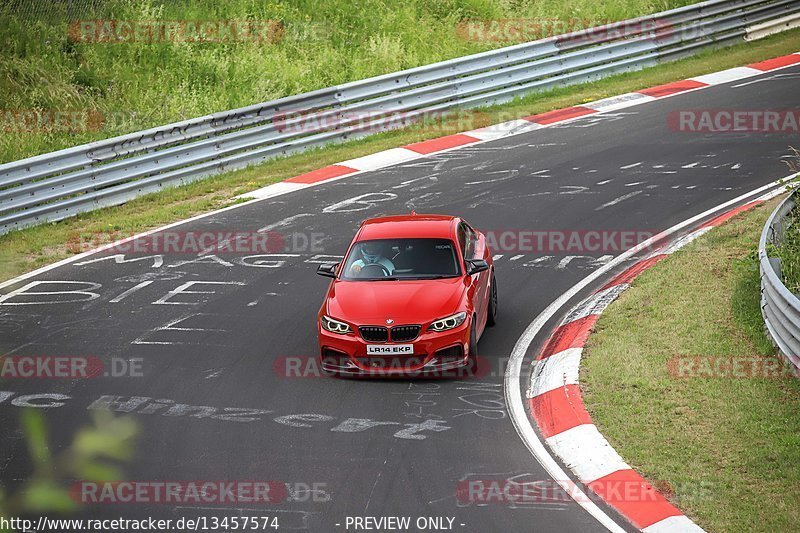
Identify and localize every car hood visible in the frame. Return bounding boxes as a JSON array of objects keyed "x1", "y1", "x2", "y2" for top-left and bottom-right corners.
[{"x1": 325, "y1": 278, "x2": 467, "y2": 325}]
